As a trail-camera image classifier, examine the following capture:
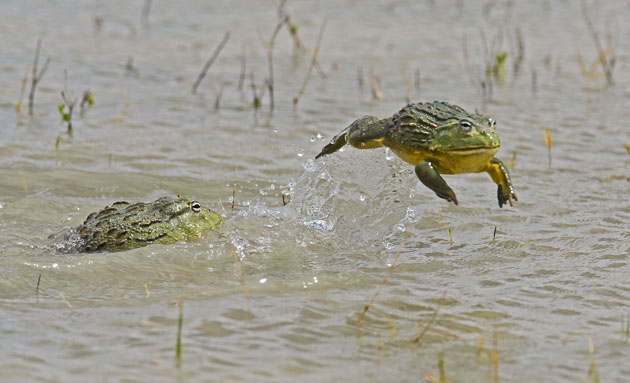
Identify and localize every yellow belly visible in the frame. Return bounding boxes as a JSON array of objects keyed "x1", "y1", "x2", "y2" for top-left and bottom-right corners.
[{"x1": 392, "y1": 147, "x2": 498, "y2": 174}]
